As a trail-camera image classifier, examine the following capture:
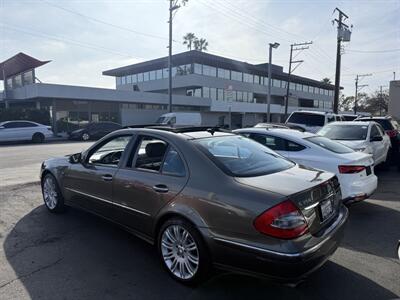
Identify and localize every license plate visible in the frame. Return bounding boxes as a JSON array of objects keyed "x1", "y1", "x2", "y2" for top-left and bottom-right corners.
[{"x1": 320, "y1": 199, "x2": 333, "y2": 221}]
